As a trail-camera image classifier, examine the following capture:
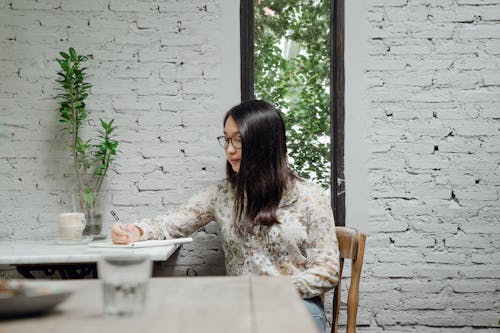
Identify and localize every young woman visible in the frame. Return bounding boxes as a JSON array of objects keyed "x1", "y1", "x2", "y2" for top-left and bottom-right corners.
[{"x1": 112, "y1": 100, "x2": 339, "y2": 332}]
